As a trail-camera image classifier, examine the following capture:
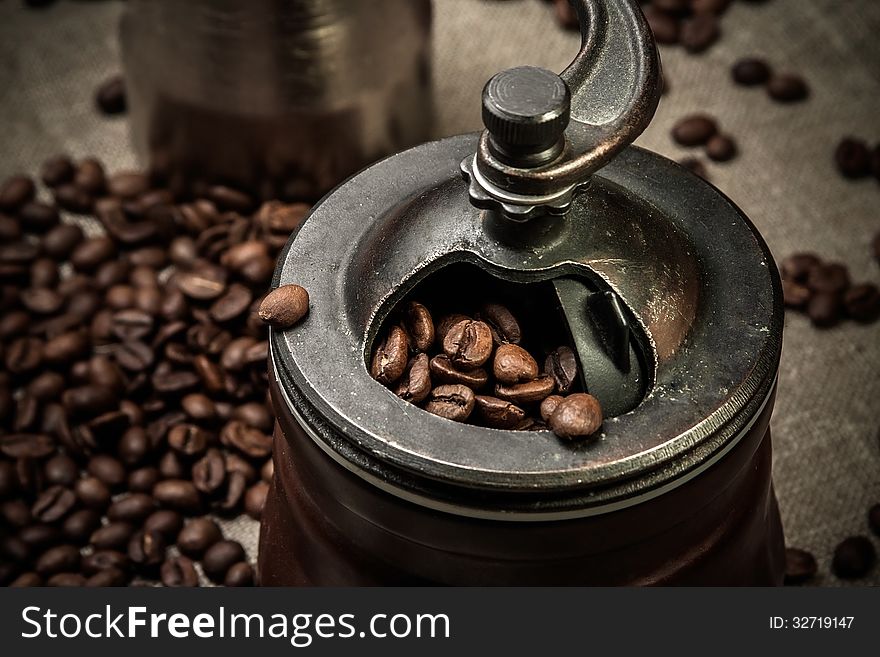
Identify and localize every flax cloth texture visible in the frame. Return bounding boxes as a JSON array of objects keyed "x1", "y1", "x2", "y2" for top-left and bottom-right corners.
[{"x1": 1, "y1": 0, "x2": 878, "y2": 586}]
